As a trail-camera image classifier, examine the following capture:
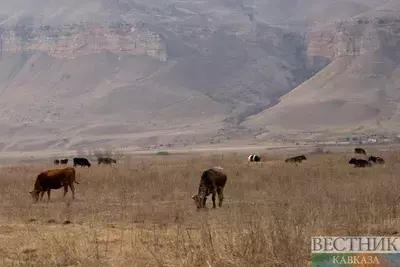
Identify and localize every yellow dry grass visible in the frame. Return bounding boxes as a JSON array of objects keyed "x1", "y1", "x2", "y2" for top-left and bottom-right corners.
[{"x1": 0, "y1": 151, "x2": 400, "y2": 267}]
